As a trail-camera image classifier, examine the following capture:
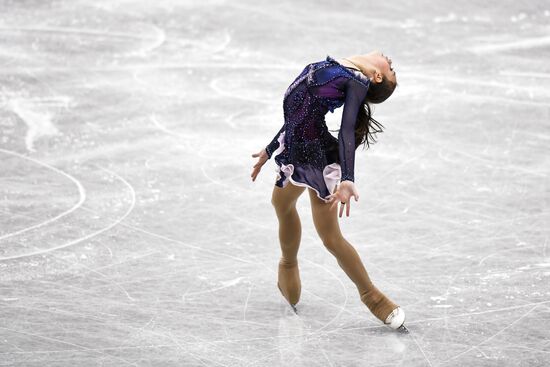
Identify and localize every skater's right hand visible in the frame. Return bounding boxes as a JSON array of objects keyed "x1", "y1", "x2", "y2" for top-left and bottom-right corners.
[
  {"x1": 251, "y1": 148, "x2": 269, "y2": 182},
  {"x1": 327, "y1": 180, "x2": 359, "y2": 217}
]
